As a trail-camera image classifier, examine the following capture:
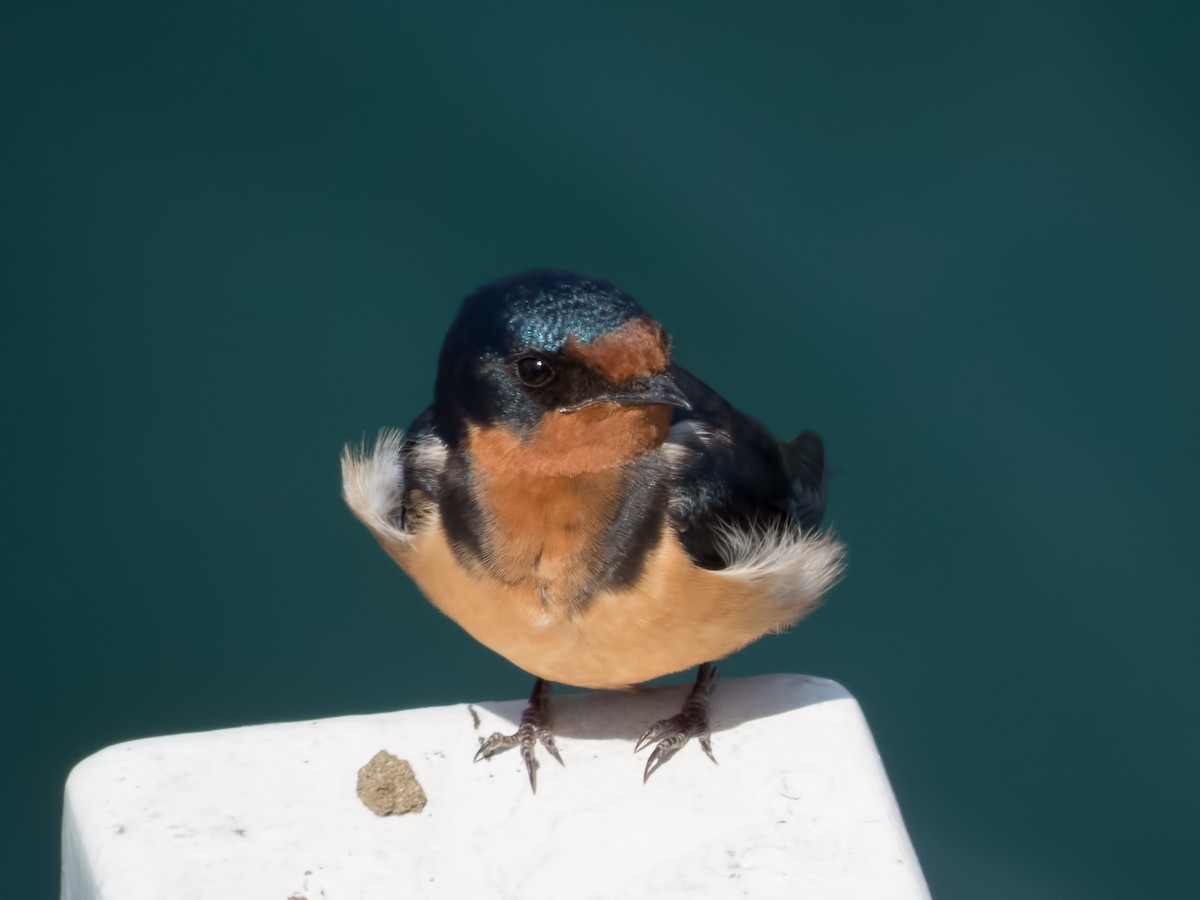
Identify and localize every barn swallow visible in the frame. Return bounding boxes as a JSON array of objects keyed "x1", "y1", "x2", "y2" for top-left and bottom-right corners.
[{"x1": 342, "y1": 270, "x2": 844, "y2": 790}]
